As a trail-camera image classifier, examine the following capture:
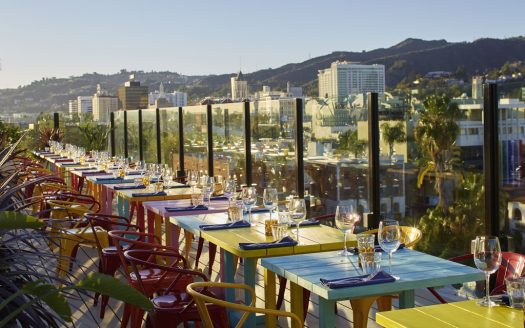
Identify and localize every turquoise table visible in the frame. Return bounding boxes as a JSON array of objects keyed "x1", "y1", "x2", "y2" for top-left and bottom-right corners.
[
  {"x1": 169, "y1": 212, "x2": 353, "y2": 328},
  {"x1": 261, "y1": 249, "x2": 485, "y2": 327}
]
